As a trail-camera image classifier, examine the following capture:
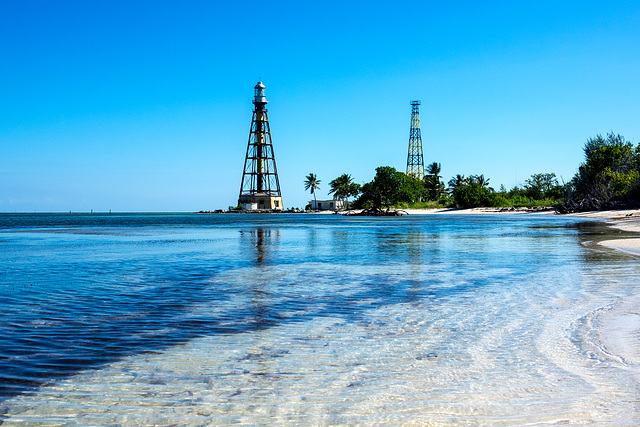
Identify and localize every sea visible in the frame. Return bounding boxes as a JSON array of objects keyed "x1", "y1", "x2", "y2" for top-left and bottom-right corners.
[{"x1": 0, "y1": 212, "x2": 639, "y2": 425}]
